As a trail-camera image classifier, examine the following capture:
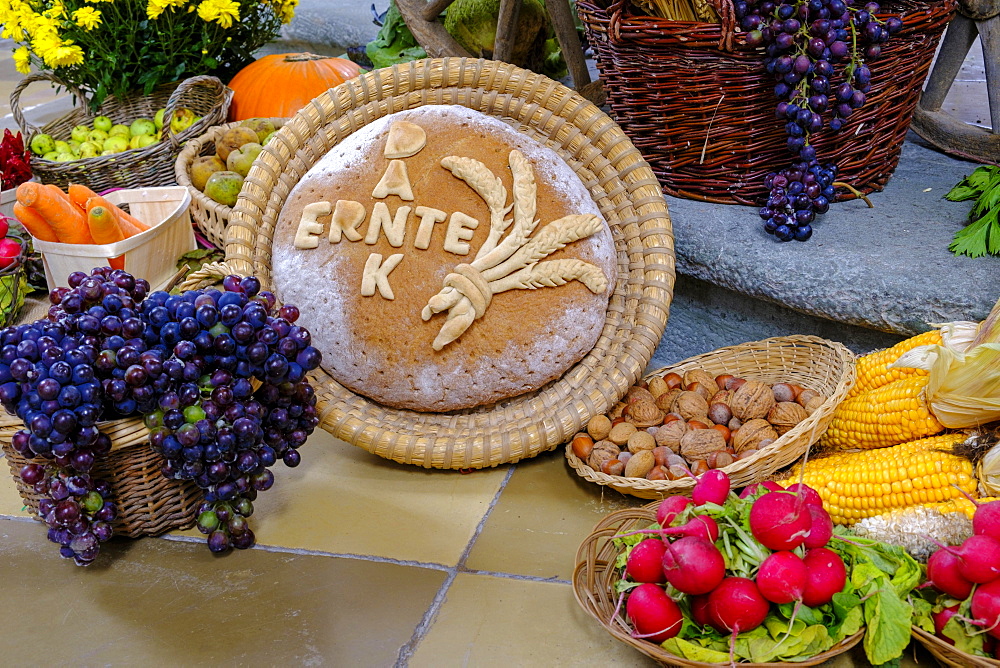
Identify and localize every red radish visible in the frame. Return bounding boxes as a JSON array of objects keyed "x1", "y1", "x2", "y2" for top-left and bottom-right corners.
[
  {"x1": 662, "y1": 515, "x2": 719, "y2": 543},
  {"x1": 749, "y1": 491, "x2": 813, "y2": 551},
  {"x1": 662, "y1": 536, "x2": 726, "y2": 595},
  {"x1": 974, "y1": 500, "x2": 1000, "y2": 542},
  {"x1": 926, "y1": 548, "x2": 975, "y2": 600},
  {"x1": 692, "y1": 469, "x2": 730, "y2": 506},
  {"x1": 708, "y1": 577, "x2": 770, "y2": 634},
  {"x1": 971, "y1": 579, "x2": 1000, "y2": 639},
  {"x1": 690, "y1": 593, "x2": 713, "y2": 627},
  {"x1": 803, "y1": 504, "x2": 834, "y2": 548},
  {"x1": 932, "y1": 605, "x2": 961, "y2": 645},
  {"x1": 0, "y1": 216, "x2": 9, "y2": 238},
  {"x1": 801, "y1": 547, "x2": 847, "y2": 607},
  {"x1": 0, "y1": 238, "x2": 20, "y2": 269},
  {"x1": 934, "y1": 534, "x2": 1000, "y2": 584},
  {"x1": 626, "y1": 539, "x2": 668, "y2": 583},
  {"x1": 784, "y1": 483, "x2": 823, "y2": 507},
  {"x1": 626, "y1": 583, "x2": 683, "y2": 642},
  {"x1": 656, "y1": 496, "x2": 692, "y2": 527},
  {"x1": 756, "y1": 551, "x2": 808, "y2": 604},
  {"x1": 738, "y1": 480, "x2": 784, "y2": 499}
]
